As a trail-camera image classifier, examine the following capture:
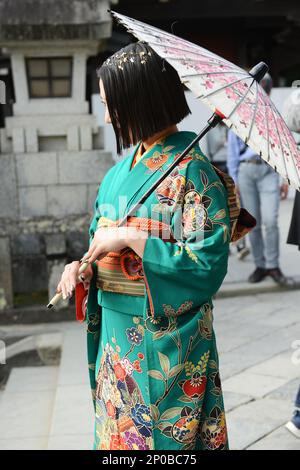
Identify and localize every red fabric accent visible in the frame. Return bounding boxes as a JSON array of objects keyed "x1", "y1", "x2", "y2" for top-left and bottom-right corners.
[
  {"x1": 215, "y1": 109, "x2": 226, "y2": 120},
  {"x1": 75, "y1": 282, "x2": 88, "y2": 323},
  {"x1": 120, "y1": 249, "x2": 144, "y2": 280}
]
